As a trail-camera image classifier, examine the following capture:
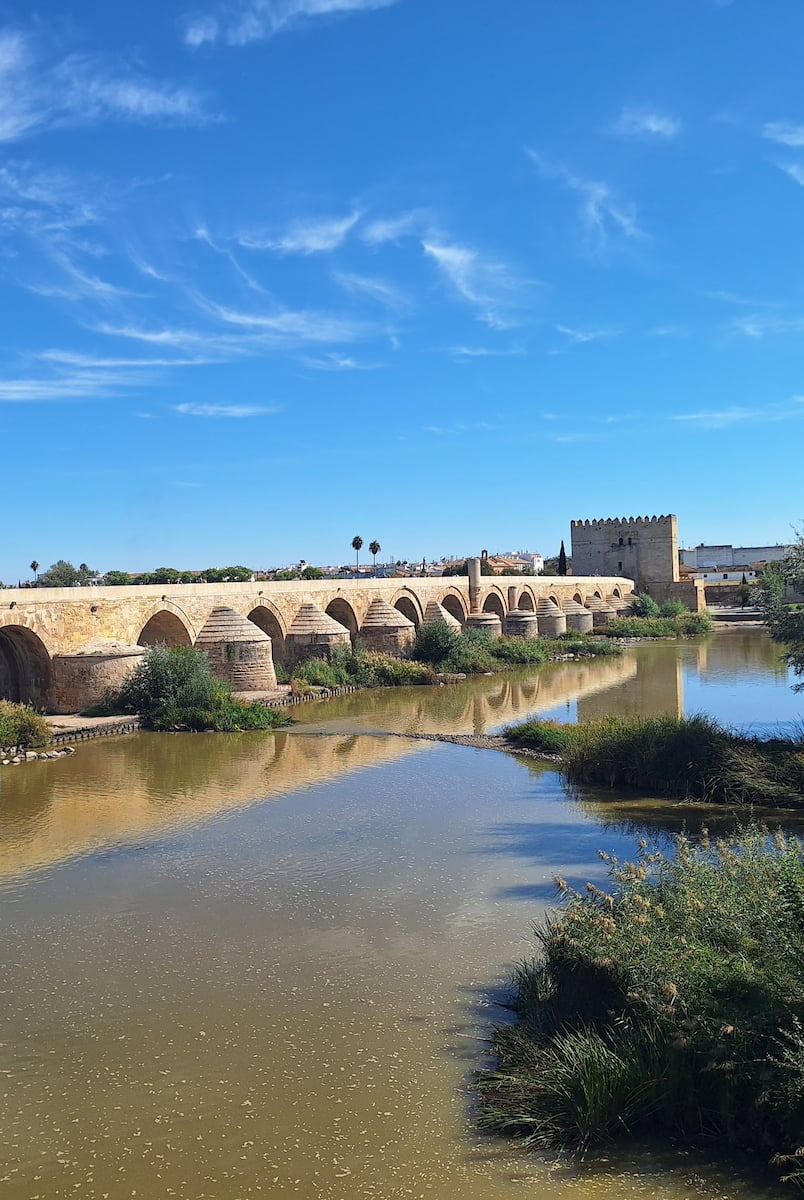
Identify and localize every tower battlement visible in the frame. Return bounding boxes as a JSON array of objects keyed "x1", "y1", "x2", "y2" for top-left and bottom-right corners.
[{"x1": 570, "y1": 514, "x2": 678, "y2": 586}]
